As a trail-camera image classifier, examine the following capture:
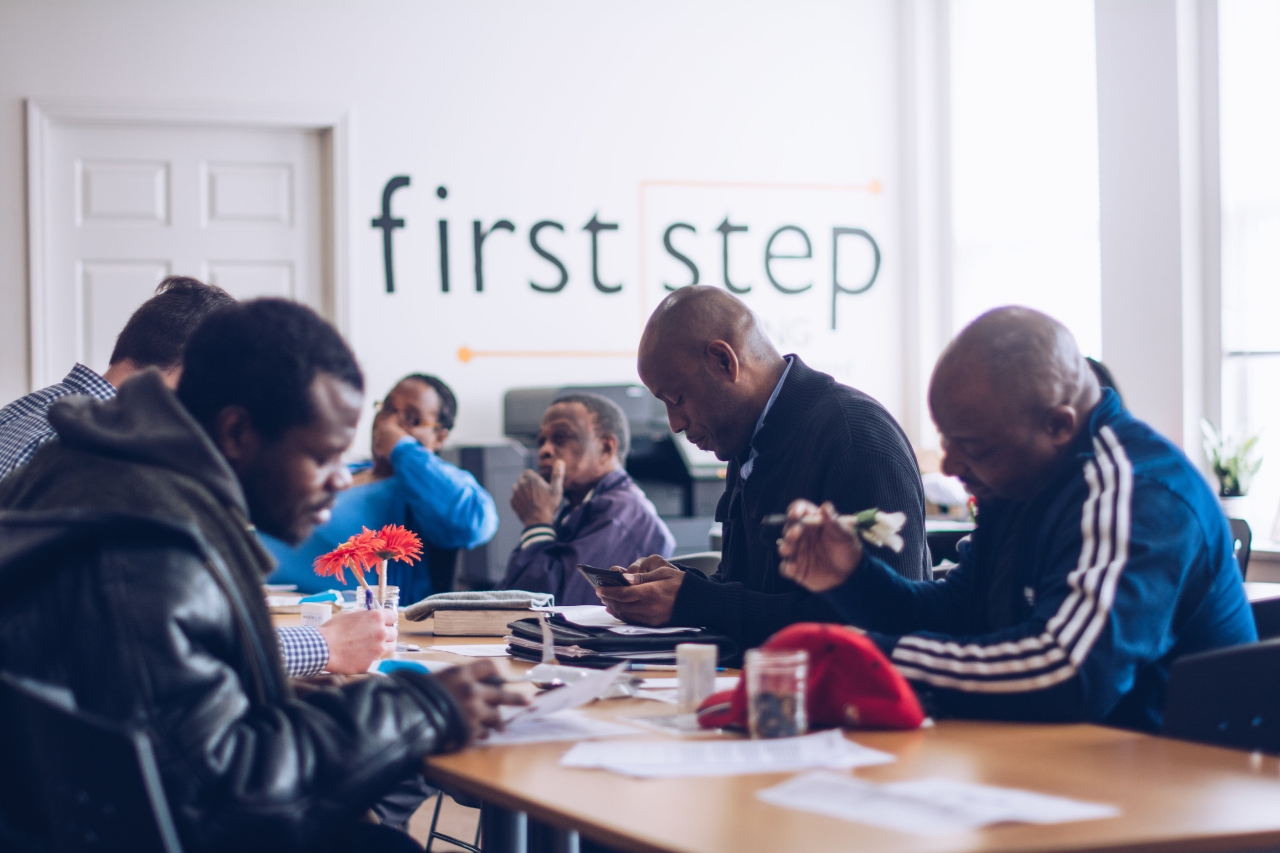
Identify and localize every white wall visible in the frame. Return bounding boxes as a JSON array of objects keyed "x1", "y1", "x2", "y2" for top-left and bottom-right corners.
[
  {"x1": 1094, "y1": 0, "x2": 1218, "y2": 456},
  {"x1": 0, "y1": 0, "x2": 903, "y2": 449}
]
